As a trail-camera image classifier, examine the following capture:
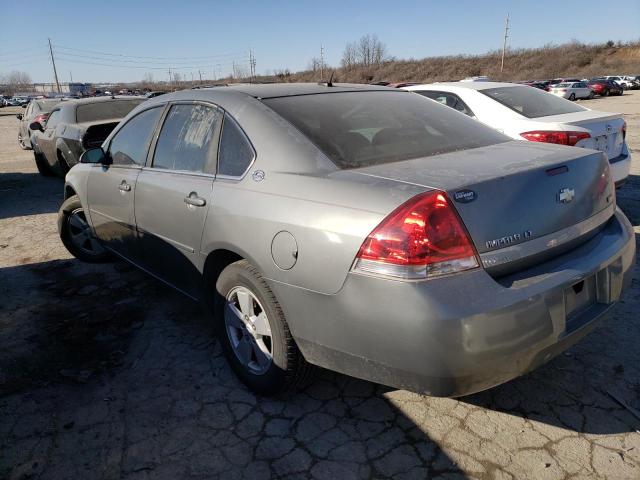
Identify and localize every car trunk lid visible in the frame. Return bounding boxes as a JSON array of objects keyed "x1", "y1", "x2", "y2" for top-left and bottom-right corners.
[
  {"x1": 351, "y1": 140, "x2": 614, "y2": 271},
  {"x1": 539, "y1": 110, "x2": 625, "y2": 160}
]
